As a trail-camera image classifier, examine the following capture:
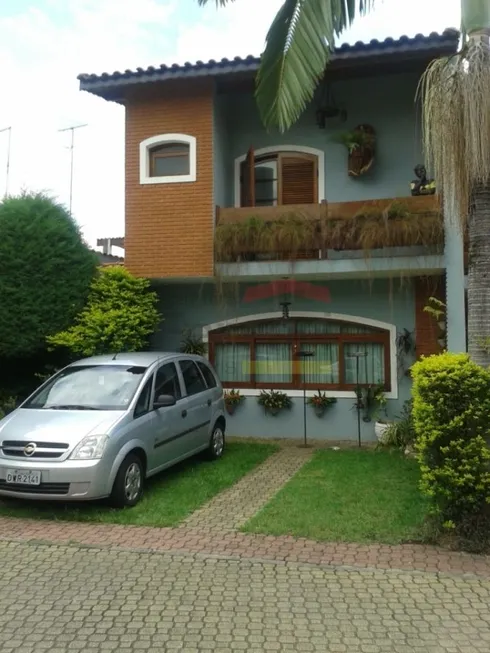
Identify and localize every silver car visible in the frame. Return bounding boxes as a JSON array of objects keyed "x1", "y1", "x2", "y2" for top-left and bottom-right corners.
[{"x1": 0, "y1": 352, "x2": 226, "y2": 507}]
